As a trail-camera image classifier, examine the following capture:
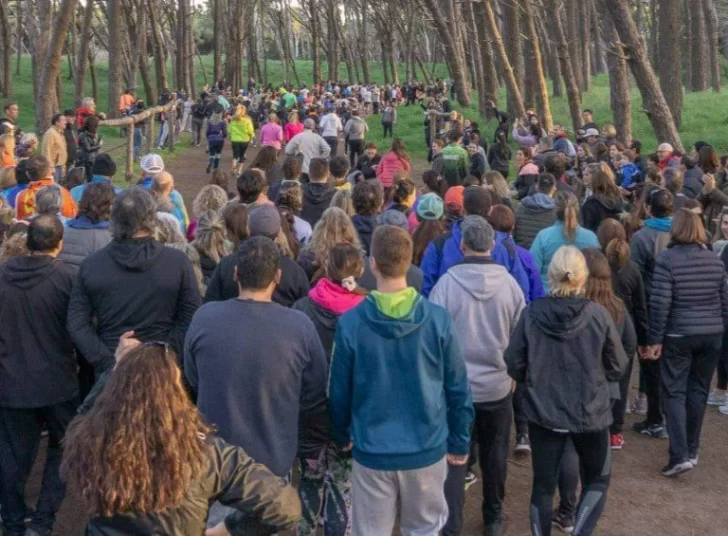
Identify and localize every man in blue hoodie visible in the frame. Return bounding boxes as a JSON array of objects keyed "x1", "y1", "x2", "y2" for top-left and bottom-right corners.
[
  {"x1": 329, "y1": 225, "x2": 473, "y2": 535},
  {"x1": 421, "y1": 186, "x2": 530, "y2": 299},
  {"x1": 70, "y1": 154, "x2": 123, "y2": 203}
]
